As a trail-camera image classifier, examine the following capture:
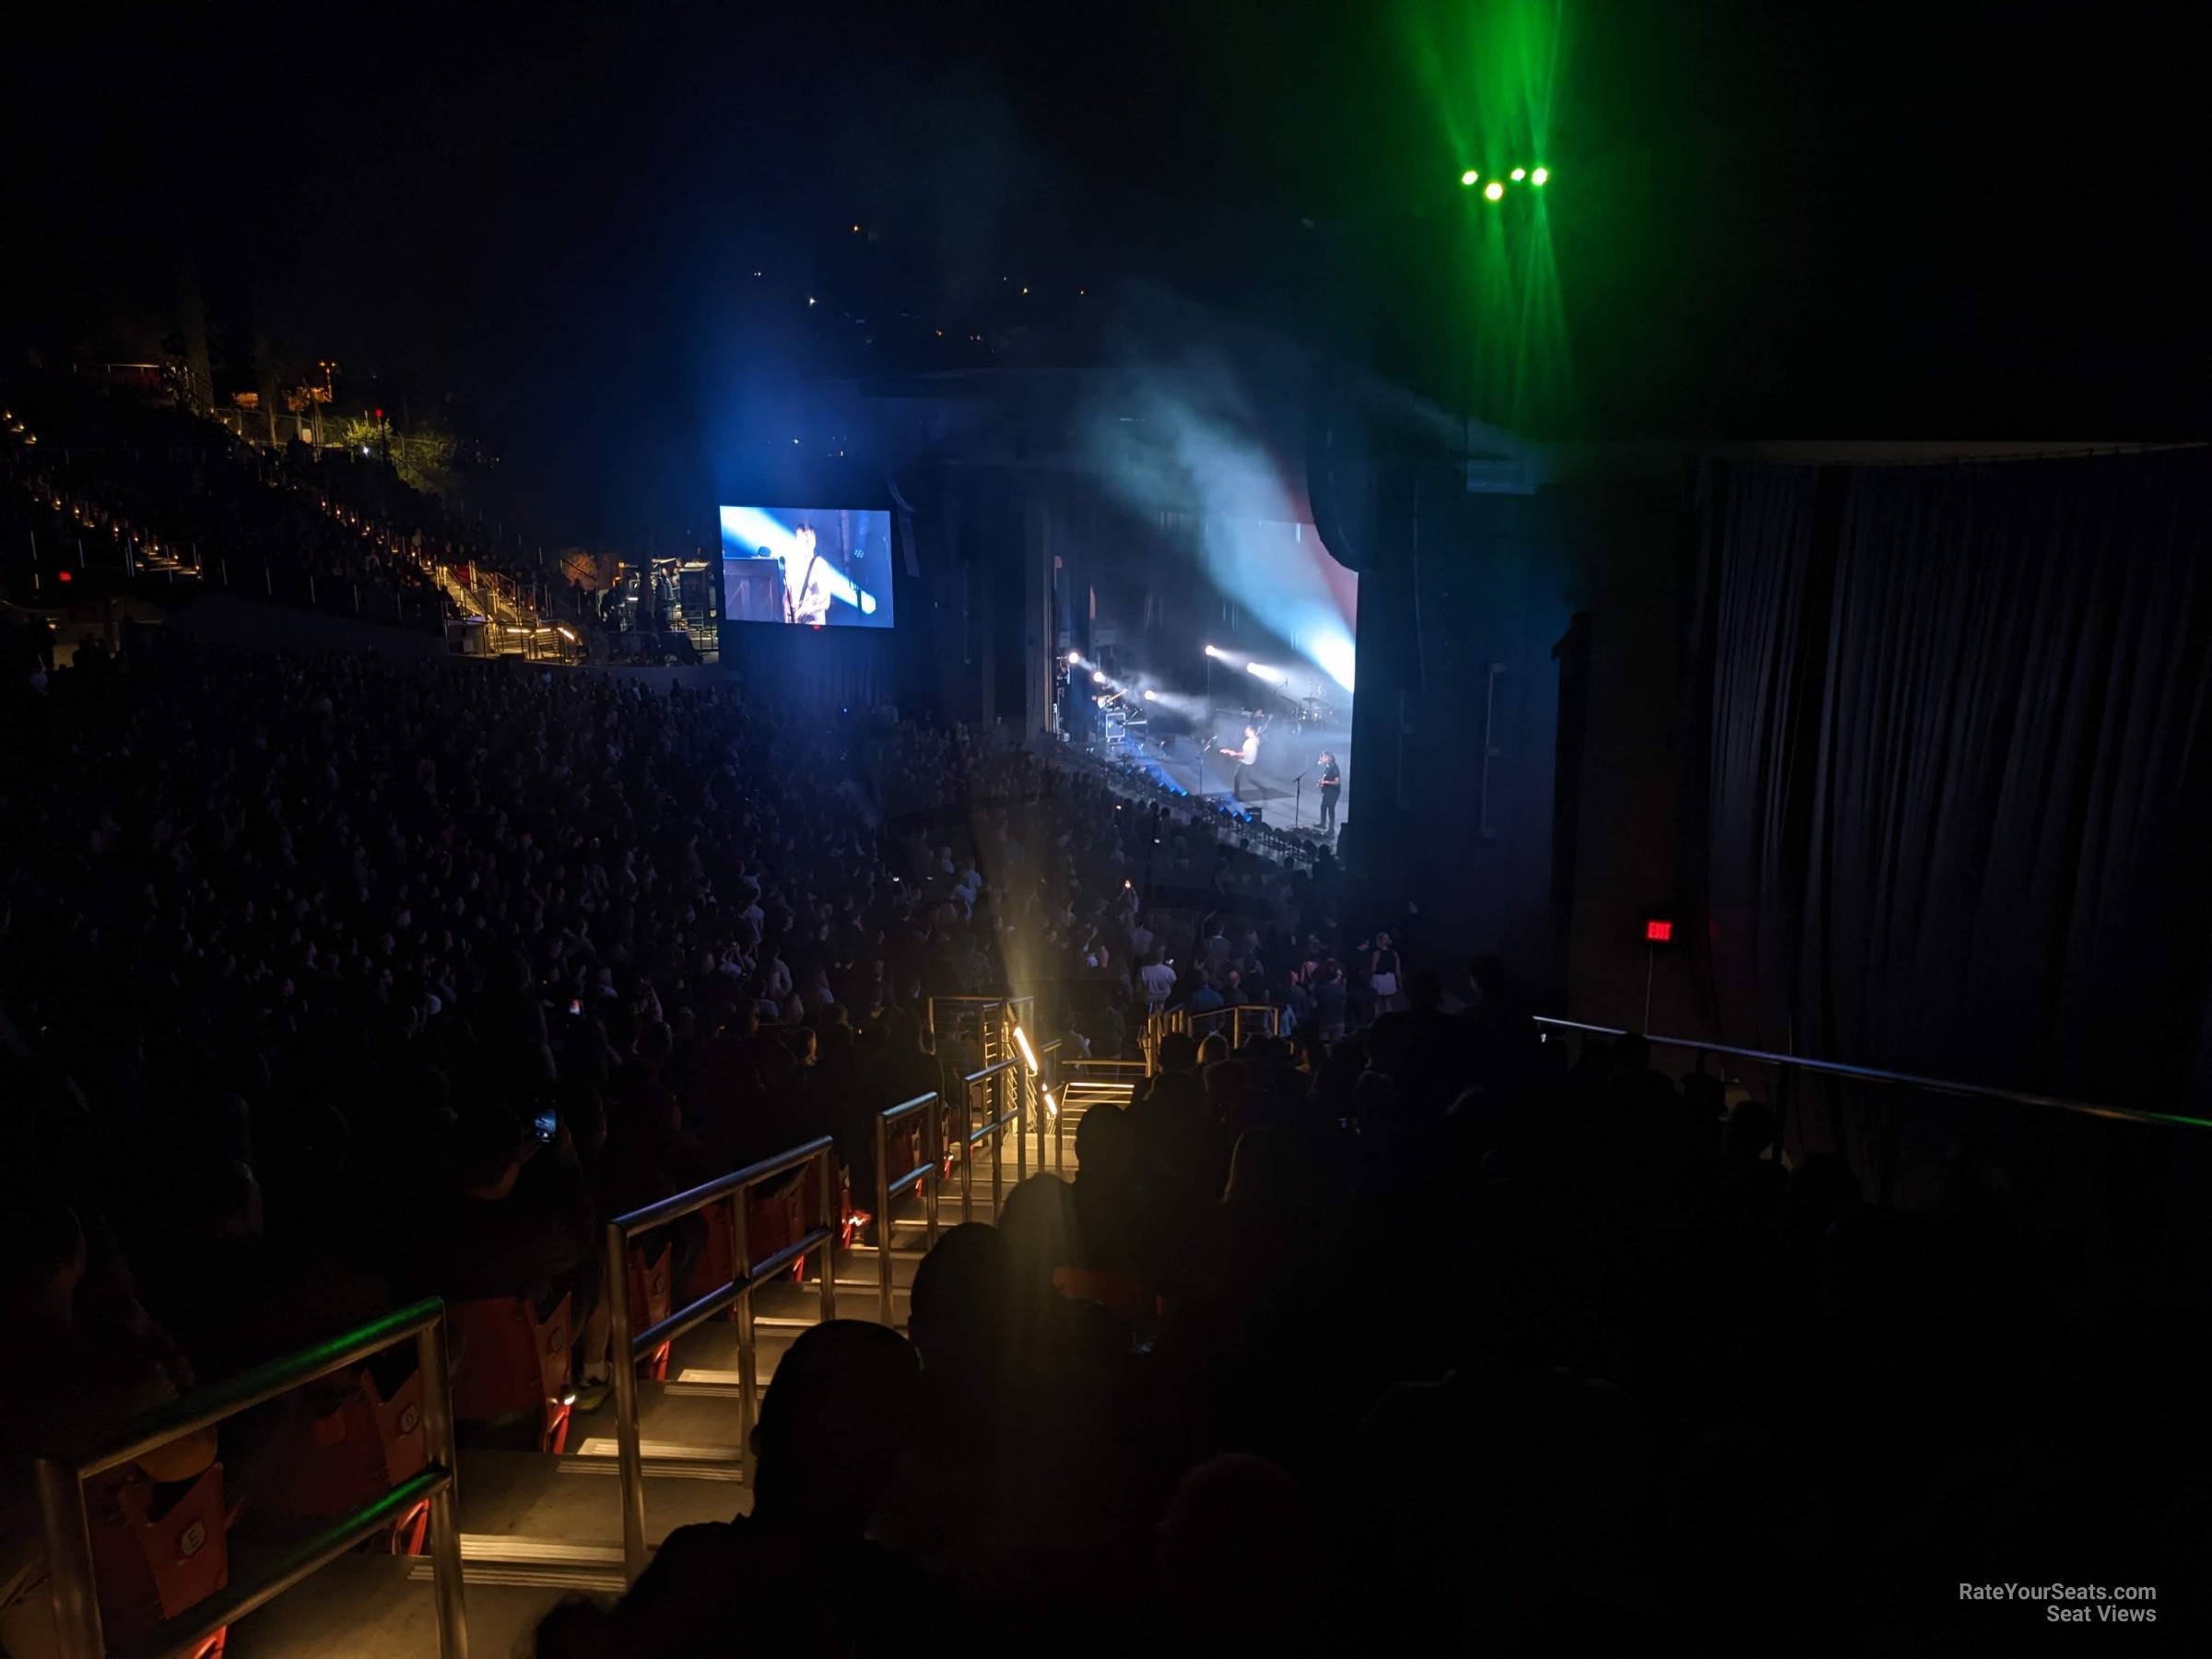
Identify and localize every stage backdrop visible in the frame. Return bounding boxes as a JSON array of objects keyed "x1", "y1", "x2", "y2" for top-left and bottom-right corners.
[{"x1": 1697, "y1": 448, "x2": 2212, "y2": 1115}]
